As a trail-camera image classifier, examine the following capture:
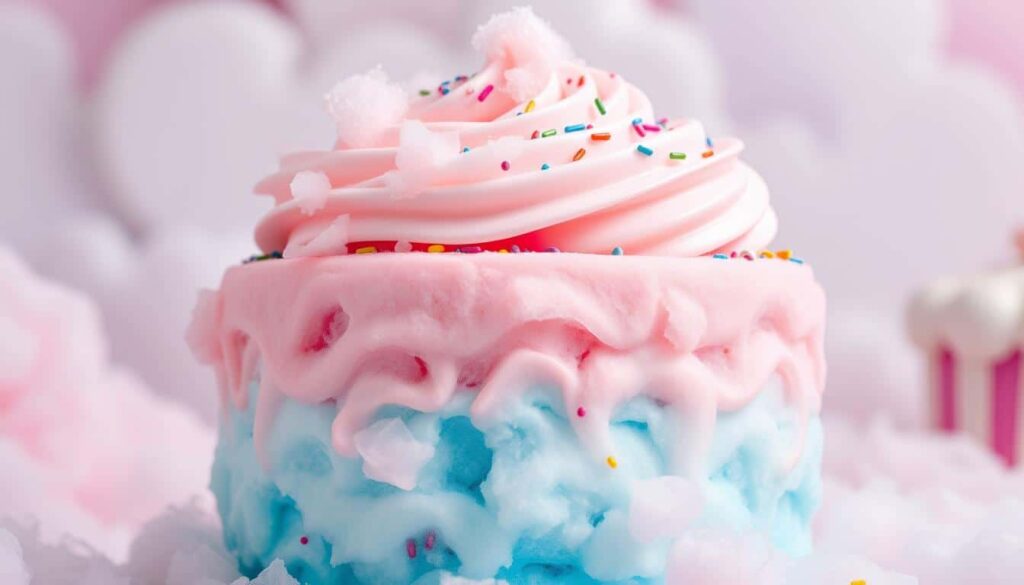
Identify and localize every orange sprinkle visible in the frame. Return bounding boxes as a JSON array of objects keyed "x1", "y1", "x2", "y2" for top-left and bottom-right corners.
[
  {"x1": 606, "y1": 456, "x2": 618, "y2": 469},
  {"x1": 427, "y1": 244, "x2": 445, "y2": 253},
  {"x1": 573, "y1": 148, "x2": 587, "y2": 162},
  {"x1": 776, "y1": 249, "x2": 792, "y2": 260},
  {"x1": 590, "y1": 132, "x2": 611, "y2": 141},
  {"x1": 702, "y1": 150, "x2": 715, "y2": 158},
  {"x1": 577, "y1": 75, "x2": 585, "y2": 87}
]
